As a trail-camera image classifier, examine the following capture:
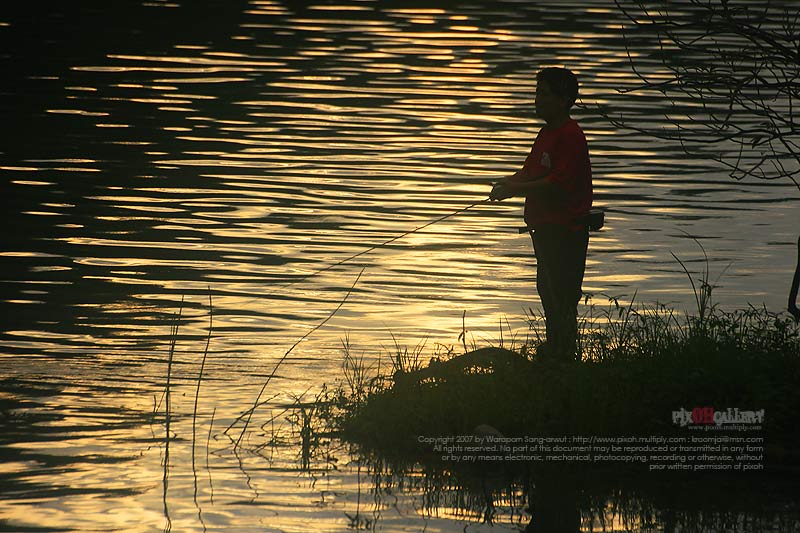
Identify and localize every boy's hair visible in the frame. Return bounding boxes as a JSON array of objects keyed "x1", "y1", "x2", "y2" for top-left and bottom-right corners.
[{"x1": 537, "y1": 67, "x2": 579, "y2": 109}]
